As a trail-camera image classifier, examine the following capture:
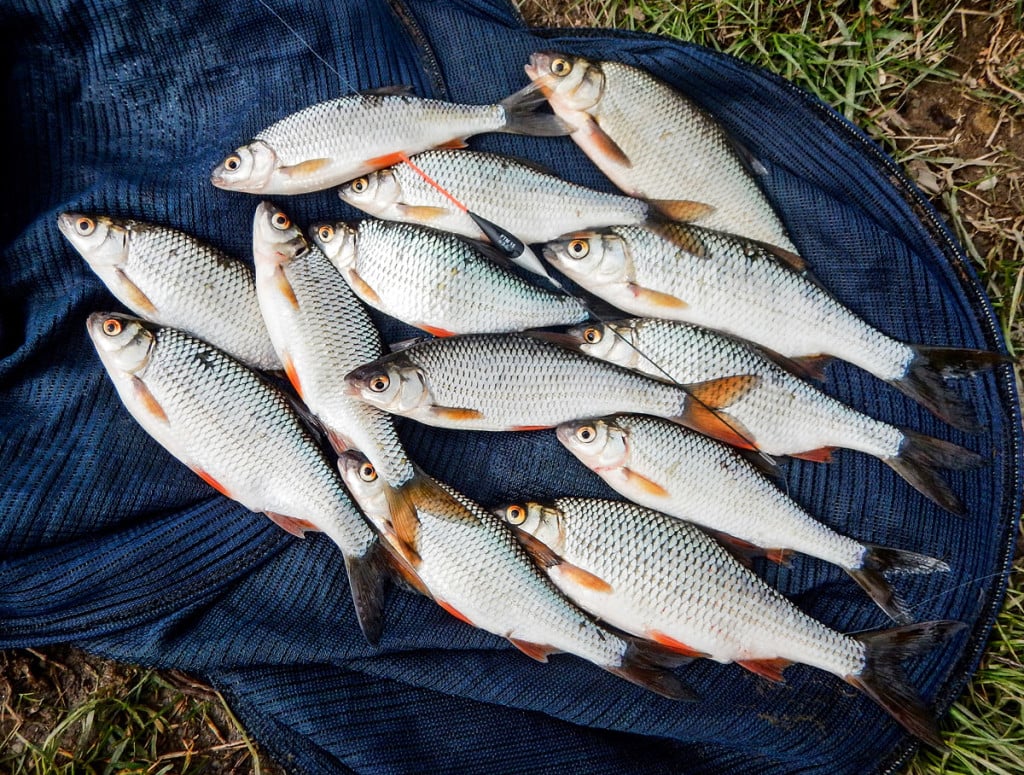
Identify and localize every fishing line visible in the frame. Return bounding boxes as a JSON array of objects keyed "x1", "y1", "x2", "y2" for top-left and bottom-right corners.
[{"x1": 256, "y1": 0, "x2": 768, "y2": 460}]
